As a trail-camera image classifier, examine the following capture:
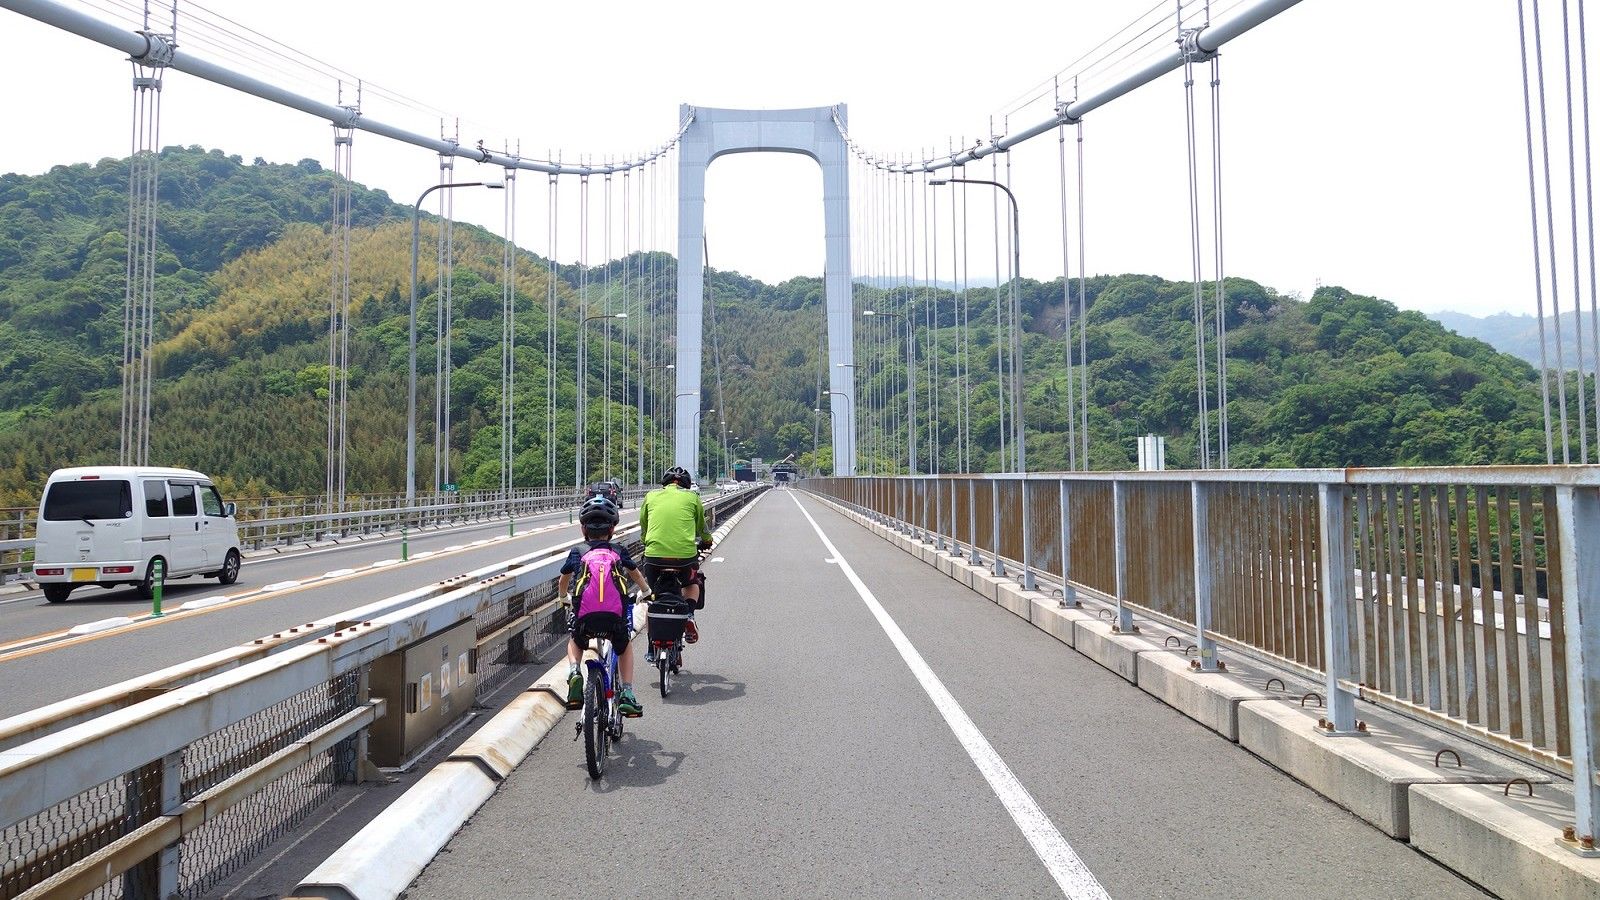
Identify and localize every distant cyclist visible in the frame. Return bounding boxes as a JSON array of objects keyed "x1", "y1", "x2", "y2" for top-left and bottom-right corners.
[
  {"x1": 638, "y1": 466, "x2": 714, "y2": 643},
  {"x1": 559, "y1": 496, "x2": 653, "y2": 717}
]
